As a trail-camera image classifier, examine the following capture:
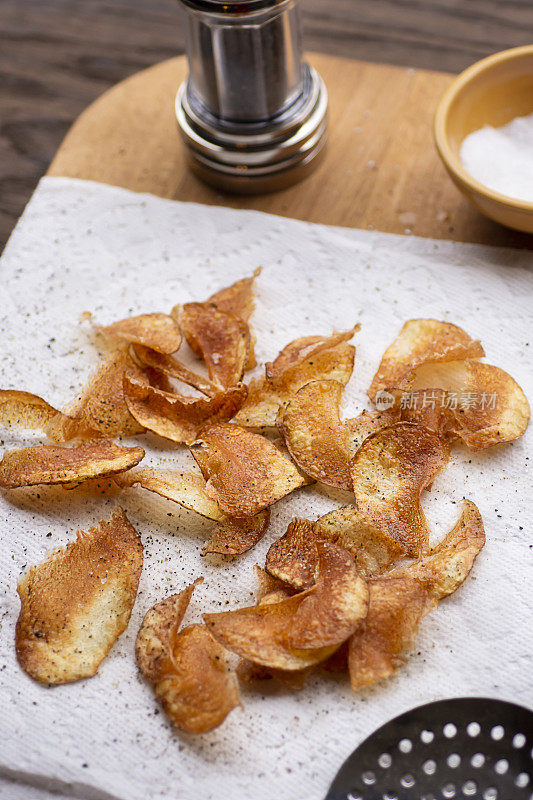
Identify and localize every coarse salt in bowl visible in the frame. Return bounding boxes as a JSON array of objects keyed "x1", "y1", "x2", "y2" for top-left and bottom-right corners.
[{"x1": 434, "y1": 45, "x2": 533, "y2": 234}]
